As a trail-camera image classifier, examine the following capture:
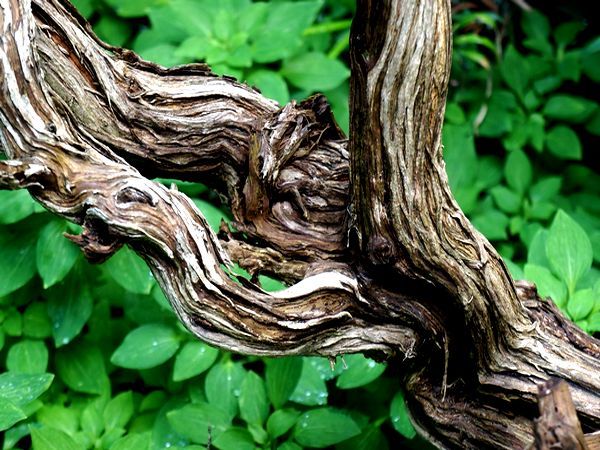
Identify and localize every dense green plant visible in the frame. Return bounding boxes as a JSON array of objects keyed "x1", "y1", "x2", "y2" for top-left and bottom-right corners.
[{"x1": 1, "y1": 2, "x2": 599, "y2": 450}]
